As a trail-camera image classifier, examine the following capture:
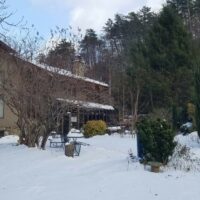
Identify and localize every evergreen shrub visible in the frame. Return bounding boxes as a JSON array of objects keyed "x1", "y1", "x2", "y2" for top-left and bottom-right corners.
[
  {"x1": 83, "y1": 120, "x2": 107, "y2": 138},
  {"x1": 136, "y1": 119, "x2": 176, "y2": 164}
]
